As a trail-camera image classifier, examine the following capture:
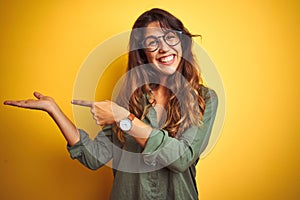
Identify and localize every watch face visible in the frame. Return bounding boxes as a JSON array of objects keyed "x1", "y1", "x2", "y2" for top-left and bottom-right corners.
[{"x1": 120, "y1": 118, "x2": 132, "y2": 131}]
